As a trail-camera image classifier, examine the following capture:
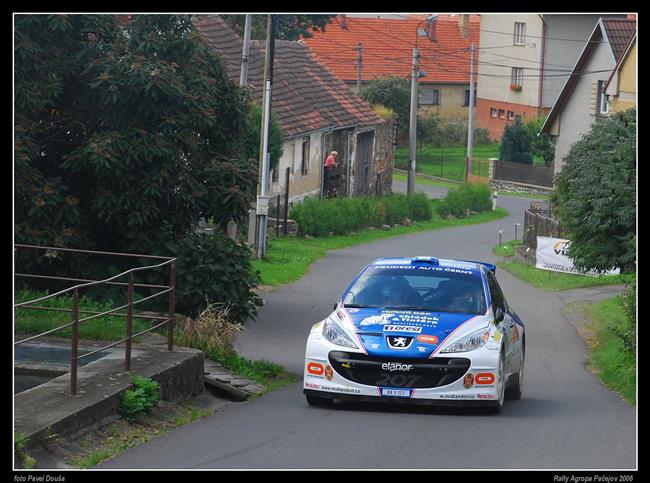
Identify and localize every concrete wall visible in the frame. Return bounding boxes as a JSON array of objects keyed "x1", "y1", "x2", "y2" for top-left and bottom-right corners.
[
  {"x1": 476, "y1": 98, "x2": 545, "y2": 141},
  {"x1": 477, "y1": 14, "x2": 544, "y2": 108},
  {"x1": 370, "y1": 118, "x2": 395, "y2": 196},
  {"x1": 550, "y1": 40, "x2": 615, "y2": 175}
]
